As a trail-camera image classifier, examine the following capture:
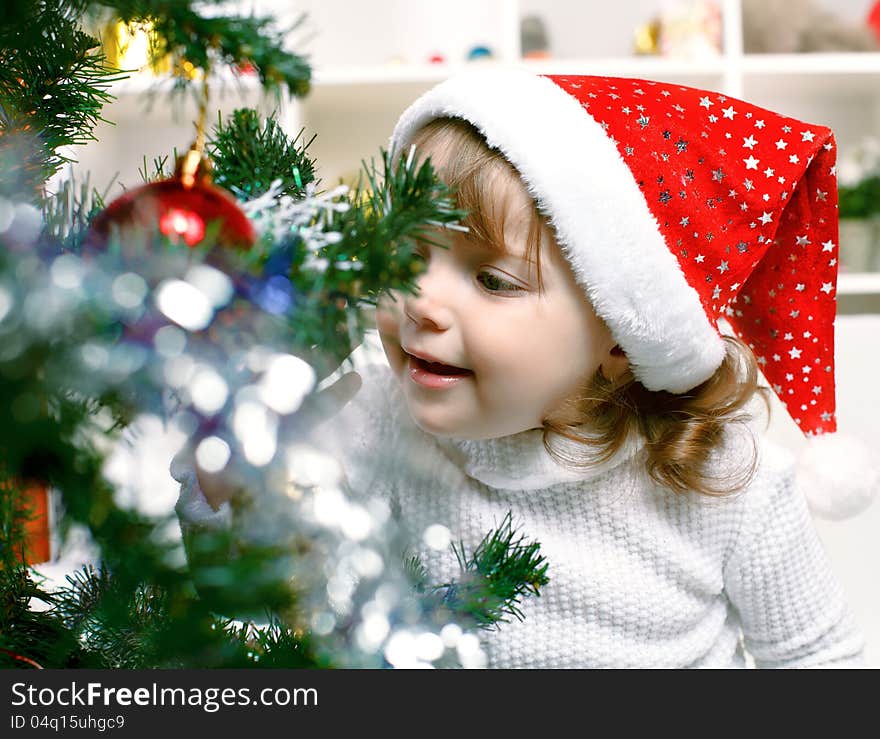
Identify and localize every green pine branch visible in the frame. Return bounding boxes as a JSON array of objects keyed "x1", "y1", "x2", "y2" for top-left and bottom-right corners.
[
  {"x1": 414, "y1": 512, "x2": 550, "y2": 630},
  {"x1": 41, "y1": 175, "x2": 109, "y2": 250},
  {"x1": 285, "y1": 148, "x2": 467, "y2": 373},
  {"x1": 0, "y1": 1, "x2": 125, "y2": 198},
  {"x1": 209, "y1": 108, "x2": 316, "y2": 200}
]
